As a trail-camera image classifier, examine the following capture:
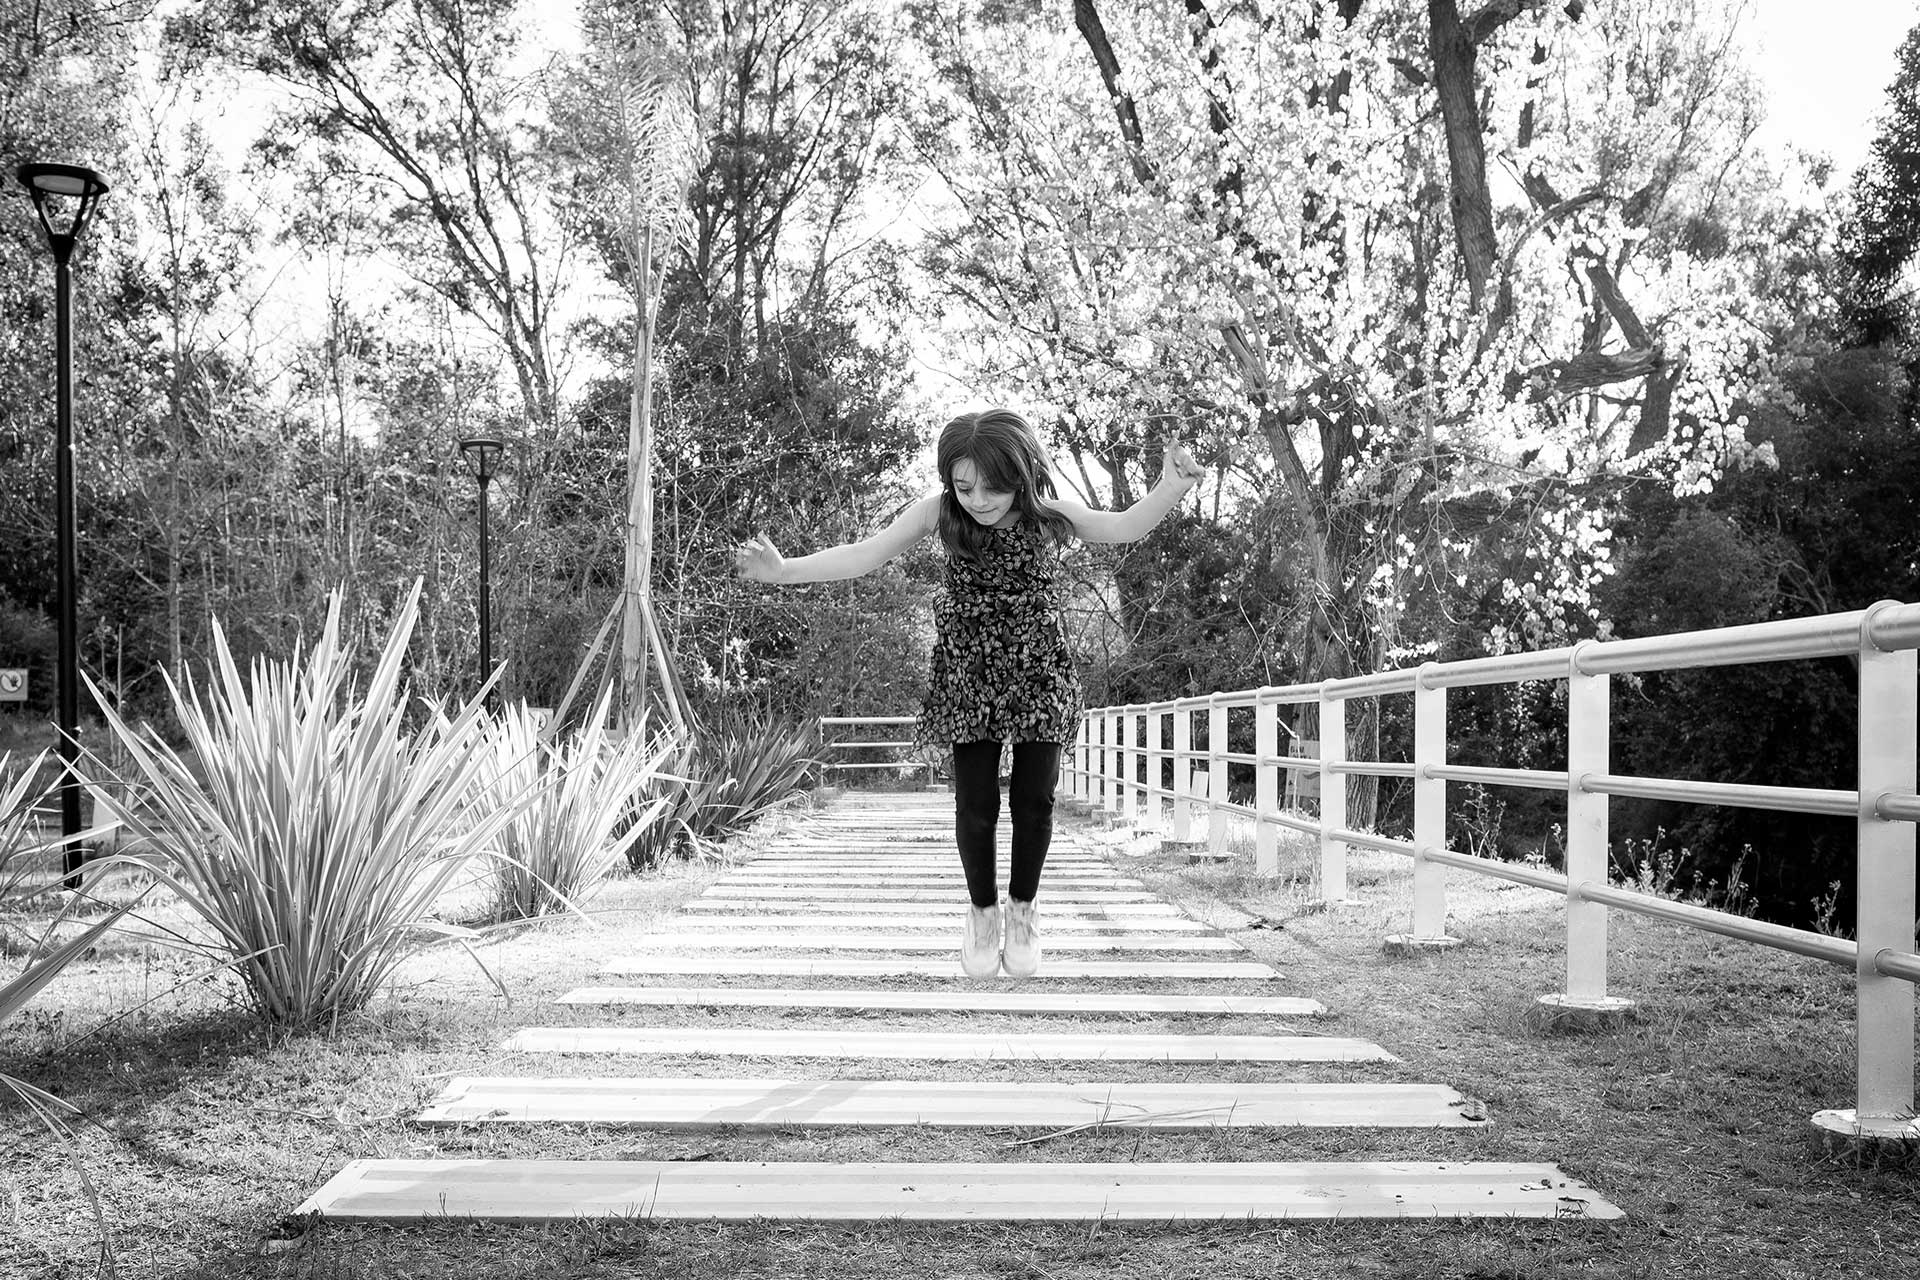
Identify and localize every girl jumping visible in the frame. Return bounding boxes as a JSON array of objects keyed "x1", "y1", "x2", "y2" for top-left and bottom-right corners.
[{"x1": 735, "y1": 408, "x2": 1205, "y2": 978}]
